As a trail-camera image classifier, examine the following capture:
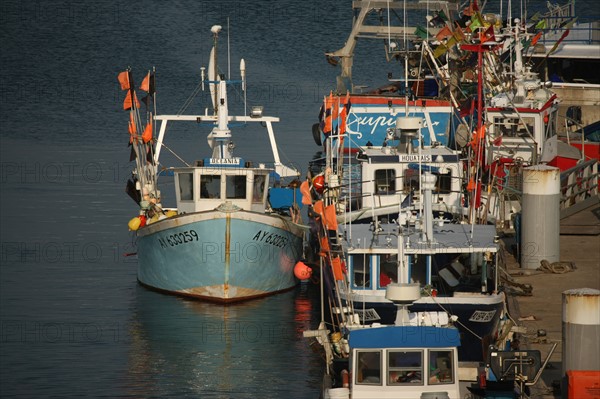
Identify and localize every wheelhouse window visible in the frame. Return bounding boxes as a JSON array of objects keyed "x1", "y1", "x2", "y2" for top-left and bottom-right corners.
[
  {"x1": 493, "y1": 117, "x2": 535, "y2": 138},
  {"x1": 253, "y1": 174, "x2": 266, "y2": 203},
  {"x1": 356, "y1": 350, "x2": 381, "y2": 385},
  {"x1": 433, "y1": 171, "x2": 452, "y2": 194},
  {"x1": 178, "y1": 173, "x2": 193, "y2": 201},
  {"x1": 351, "y1": 254, "x2": 371, "y2": 289},
  {"x1": 403, "y1": 168, "x2": 419, "y2": 192},
  {"x1": 428, "y1": 350, "x2": 454, "y2": 384},
  {"x1": 375, "y1": 169, "x2": 396, "y2": 195},
  {"x1": 379, "y1": 255, "x2": 397, "y2": 288},
  {"x1": 200, "y1": 175, "x2": 221, "y2": 199},
  {"x1": 226, "y1": 175, "x2": 247, "y2": 199},
  {"x1": 387, "y1": 350, "x2": 423, "y2": 386}
]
